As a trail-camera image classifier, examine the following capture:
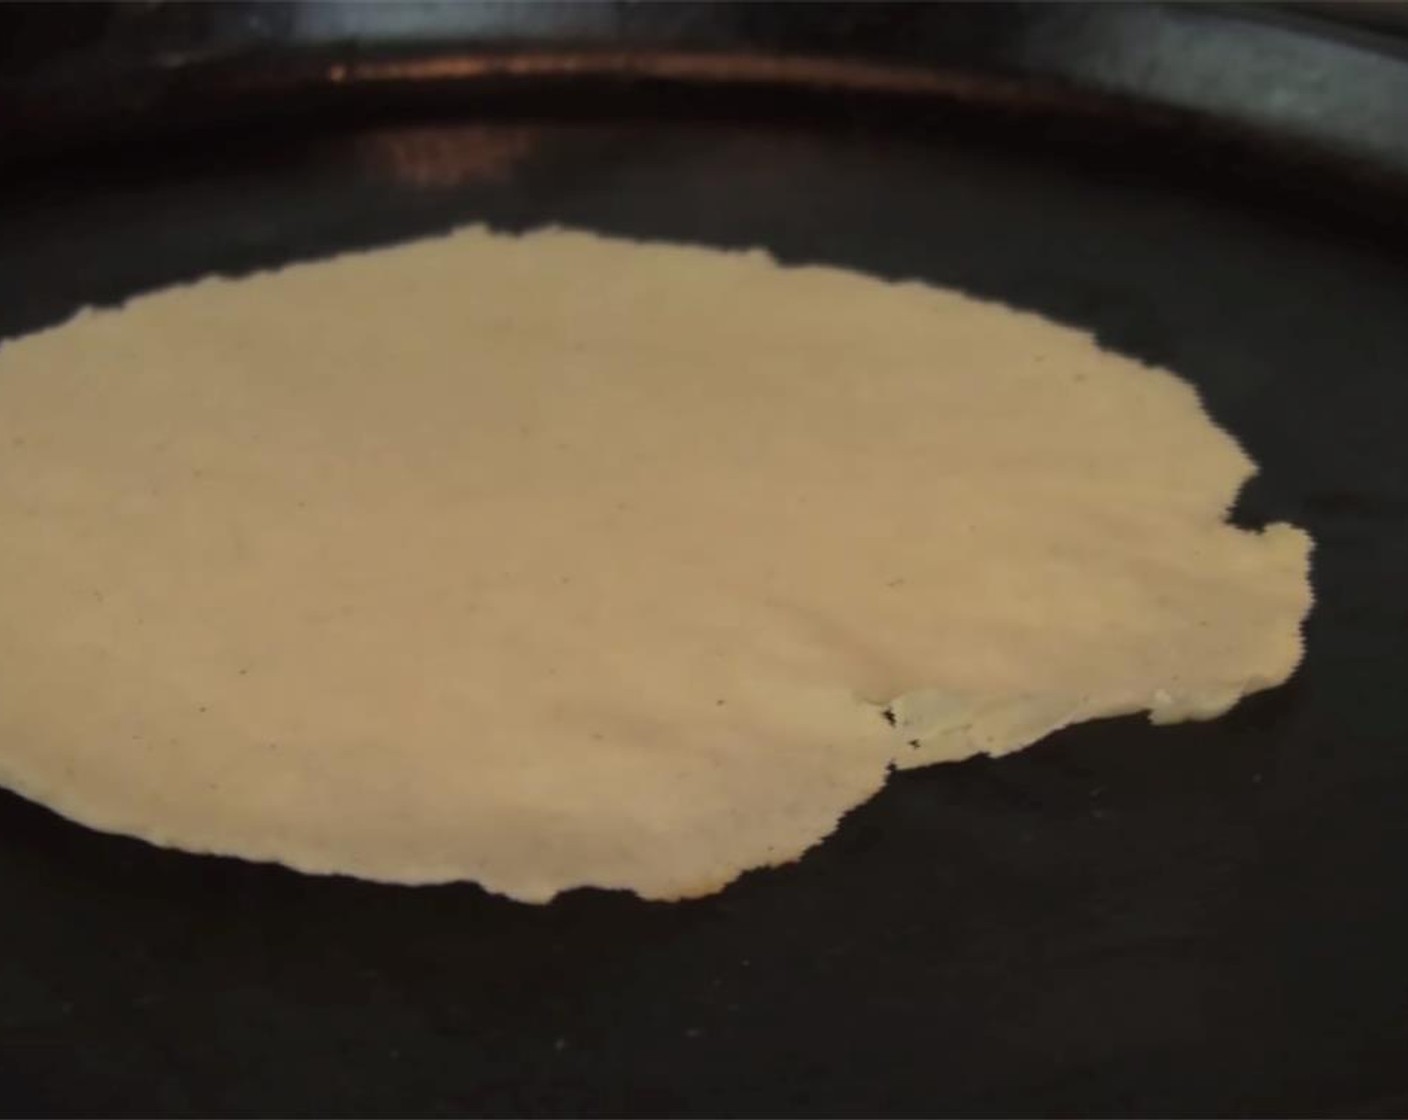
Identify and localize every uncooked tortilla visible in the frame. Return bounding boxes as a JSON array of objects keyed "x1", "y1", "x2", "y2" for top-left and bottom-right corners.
[{"x1": 0, "y1": 227, "x2": 1311, "y2": 902}]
